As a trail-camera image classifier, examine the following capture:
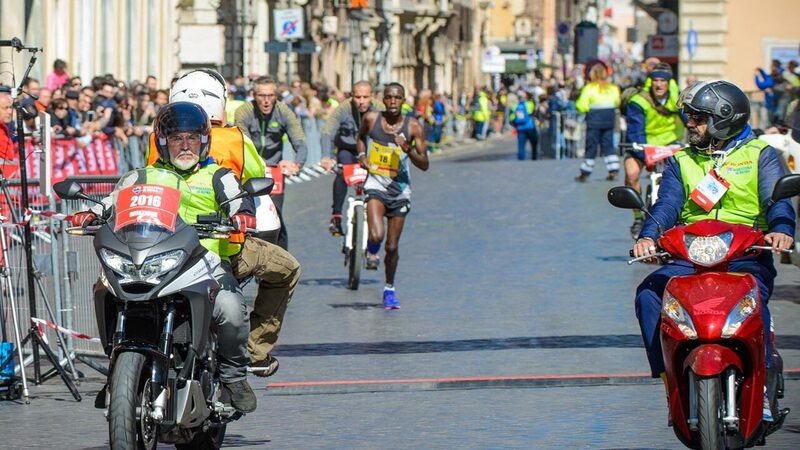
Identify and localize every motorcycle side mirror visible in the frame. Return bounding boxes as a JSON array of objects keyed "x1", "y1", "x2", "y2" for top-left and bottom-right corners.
[
  {"x1": 242, "y1": 177, "x2": 274, "y2": 198},
  {"x1": 54, "y1": 180, "x2": 103, "y2": 208},
  {"x1": 771, "y1": 174, "x2": 800, "y2": 202},
  {"x1": 608, "y1": 186, "x2": 645, "y2": 210},
  {"x1": 53, "y1": 180, "x2": 84, "y2": 200}
]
